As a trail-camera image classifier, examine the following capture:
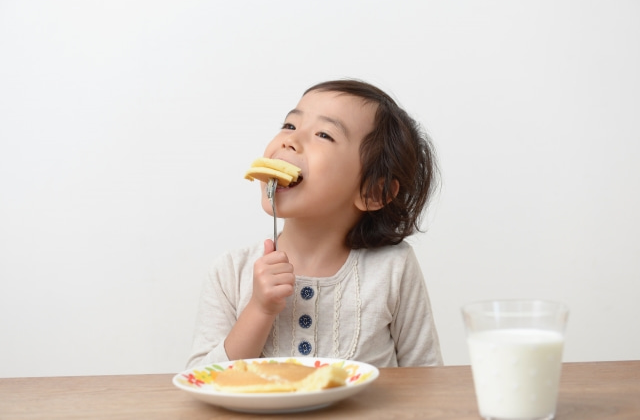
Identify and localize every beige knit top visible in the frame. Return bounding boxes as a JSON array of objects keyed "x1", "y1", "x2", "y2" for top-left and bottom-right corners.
[{"x1": 187, "y1": 240, "x2": 442, "y2": 368}]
